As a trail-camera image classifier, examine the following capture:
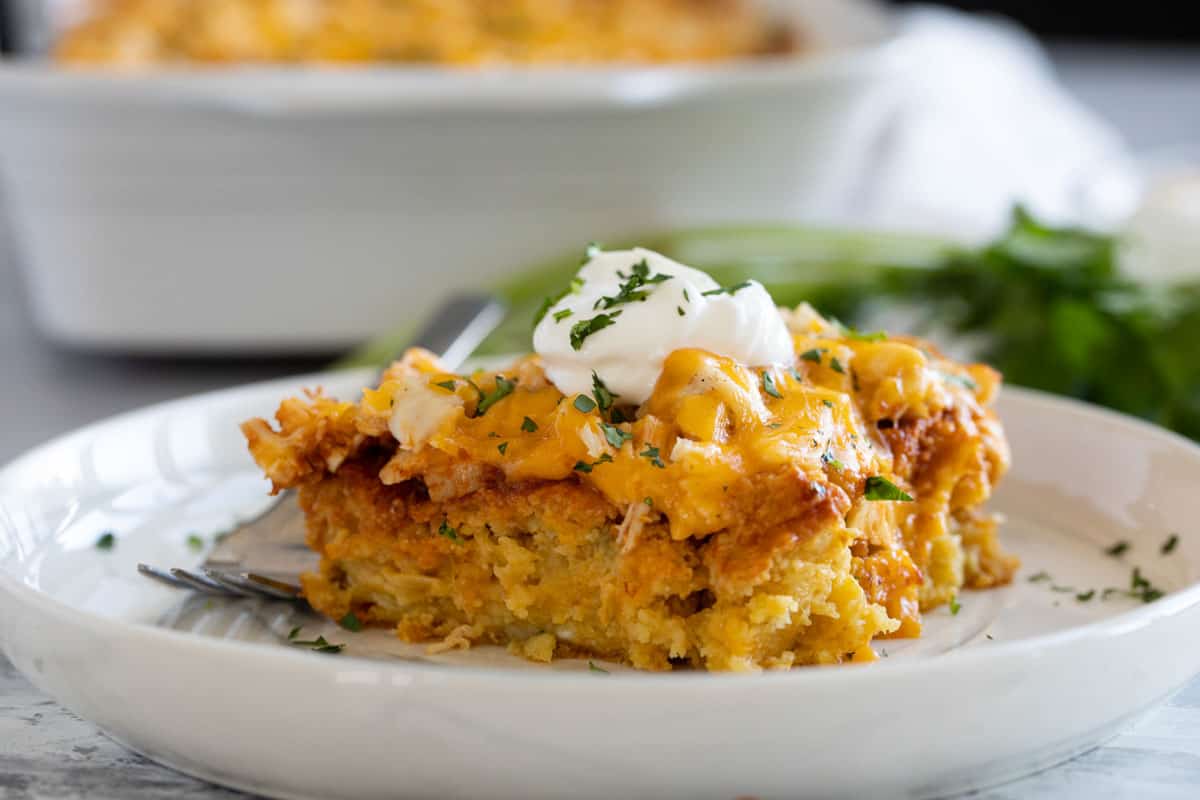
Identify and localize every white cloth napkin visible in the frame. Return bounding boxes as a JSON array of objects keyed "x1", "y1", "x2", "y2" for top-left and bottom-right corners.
[{"x1": 844, "y1": 6, "x2": 1131, "y2": 240}]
